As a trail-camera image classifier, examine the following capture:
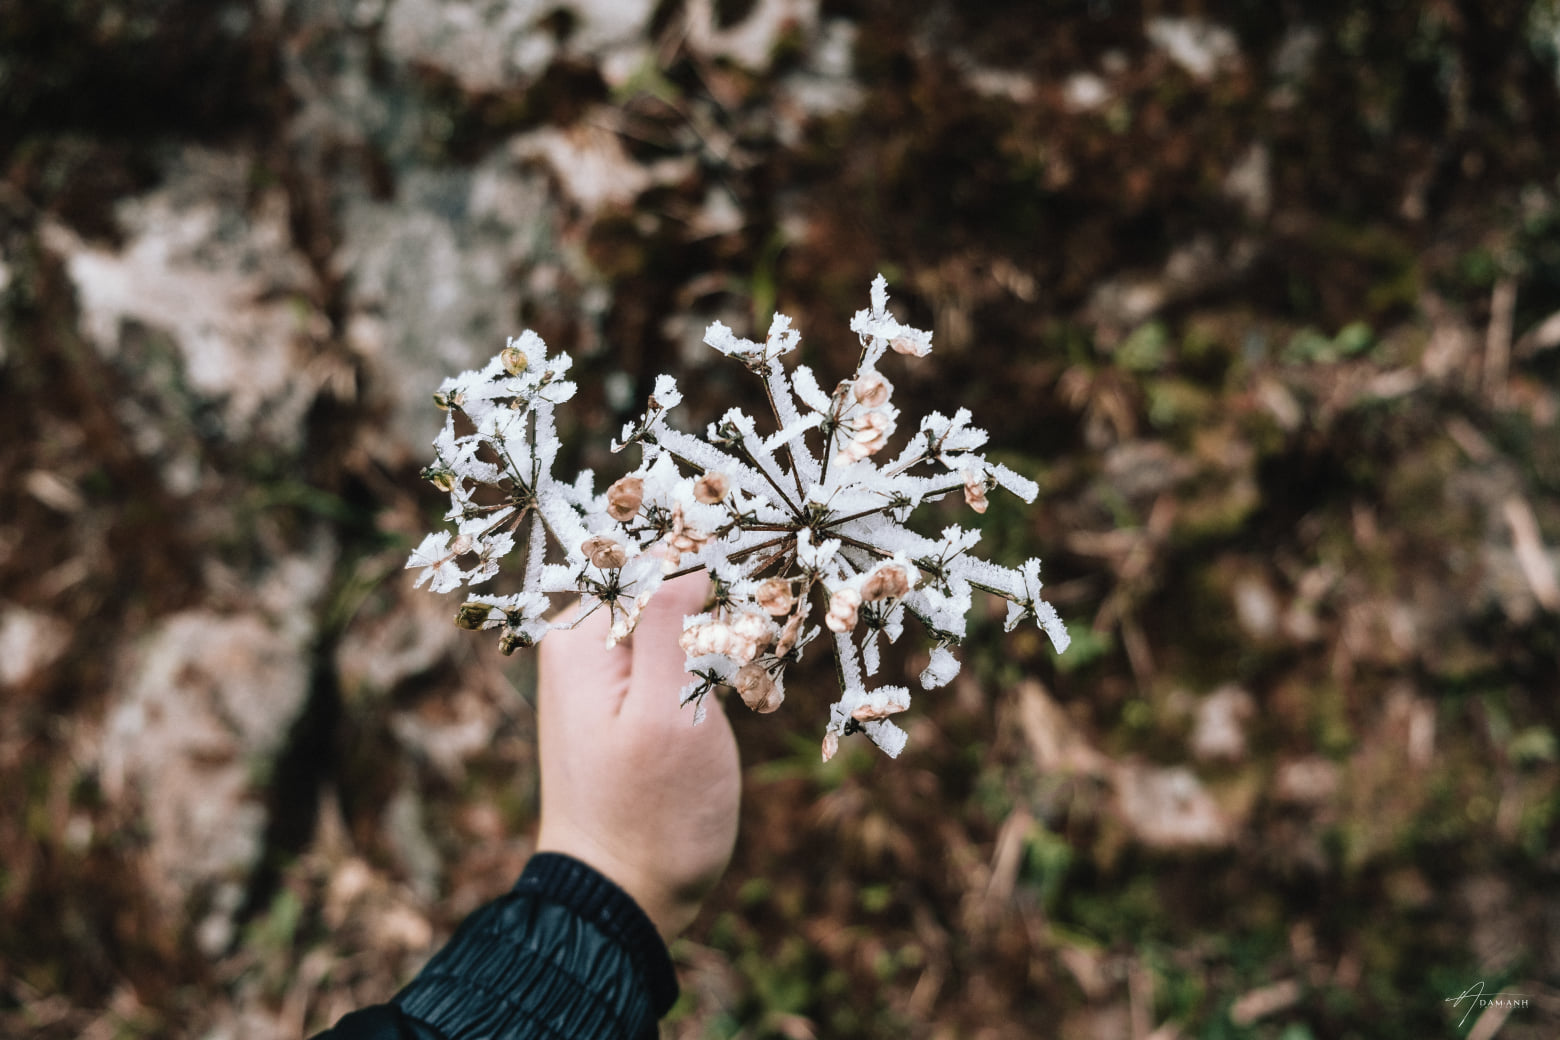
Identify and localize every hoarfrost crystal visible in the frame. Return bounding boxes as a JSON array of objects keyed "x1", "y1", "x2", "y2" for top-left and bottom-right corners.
[{"x1": 408, "y1": 276, "x2": 1069, "y2": 759}]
